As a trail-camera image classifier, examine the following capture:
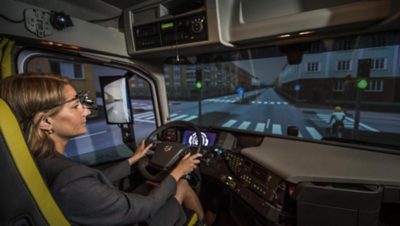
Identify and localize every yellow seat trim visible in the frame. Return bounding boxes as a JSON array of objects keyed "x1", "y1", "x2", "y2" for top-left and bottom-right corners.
[
  {"x1": 0, "y1": 38, "x2": 14, "y2": 79},
  {"x1": 187, "y1": 212, "x2": 198, "y2": 226},
  {"x1": 0, "y1": 99, "x2": 70, "y2": 226}
]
